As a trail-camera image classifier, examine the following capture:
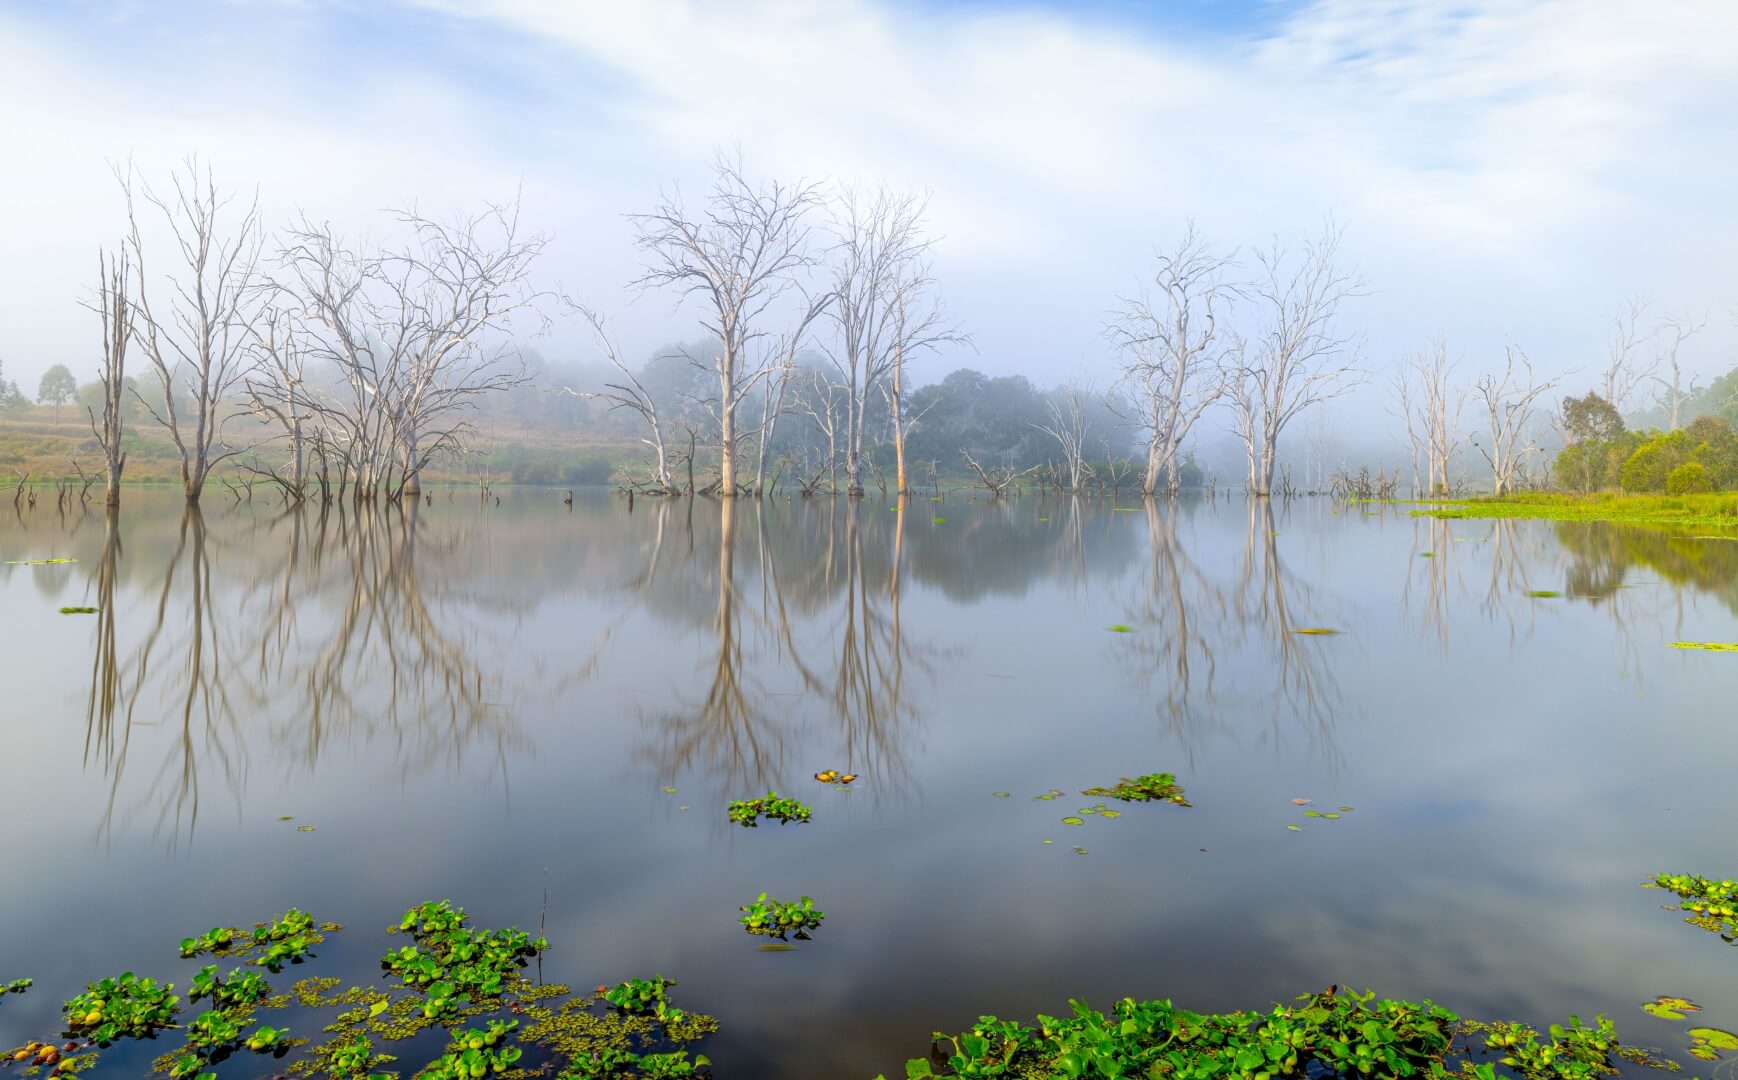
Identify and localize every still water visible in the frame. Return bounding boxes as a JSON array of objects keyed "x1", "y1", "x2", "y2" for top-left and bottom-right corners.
[{"x1": 1, "y1": 490, "x2": 1735, "y2": 1077}]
